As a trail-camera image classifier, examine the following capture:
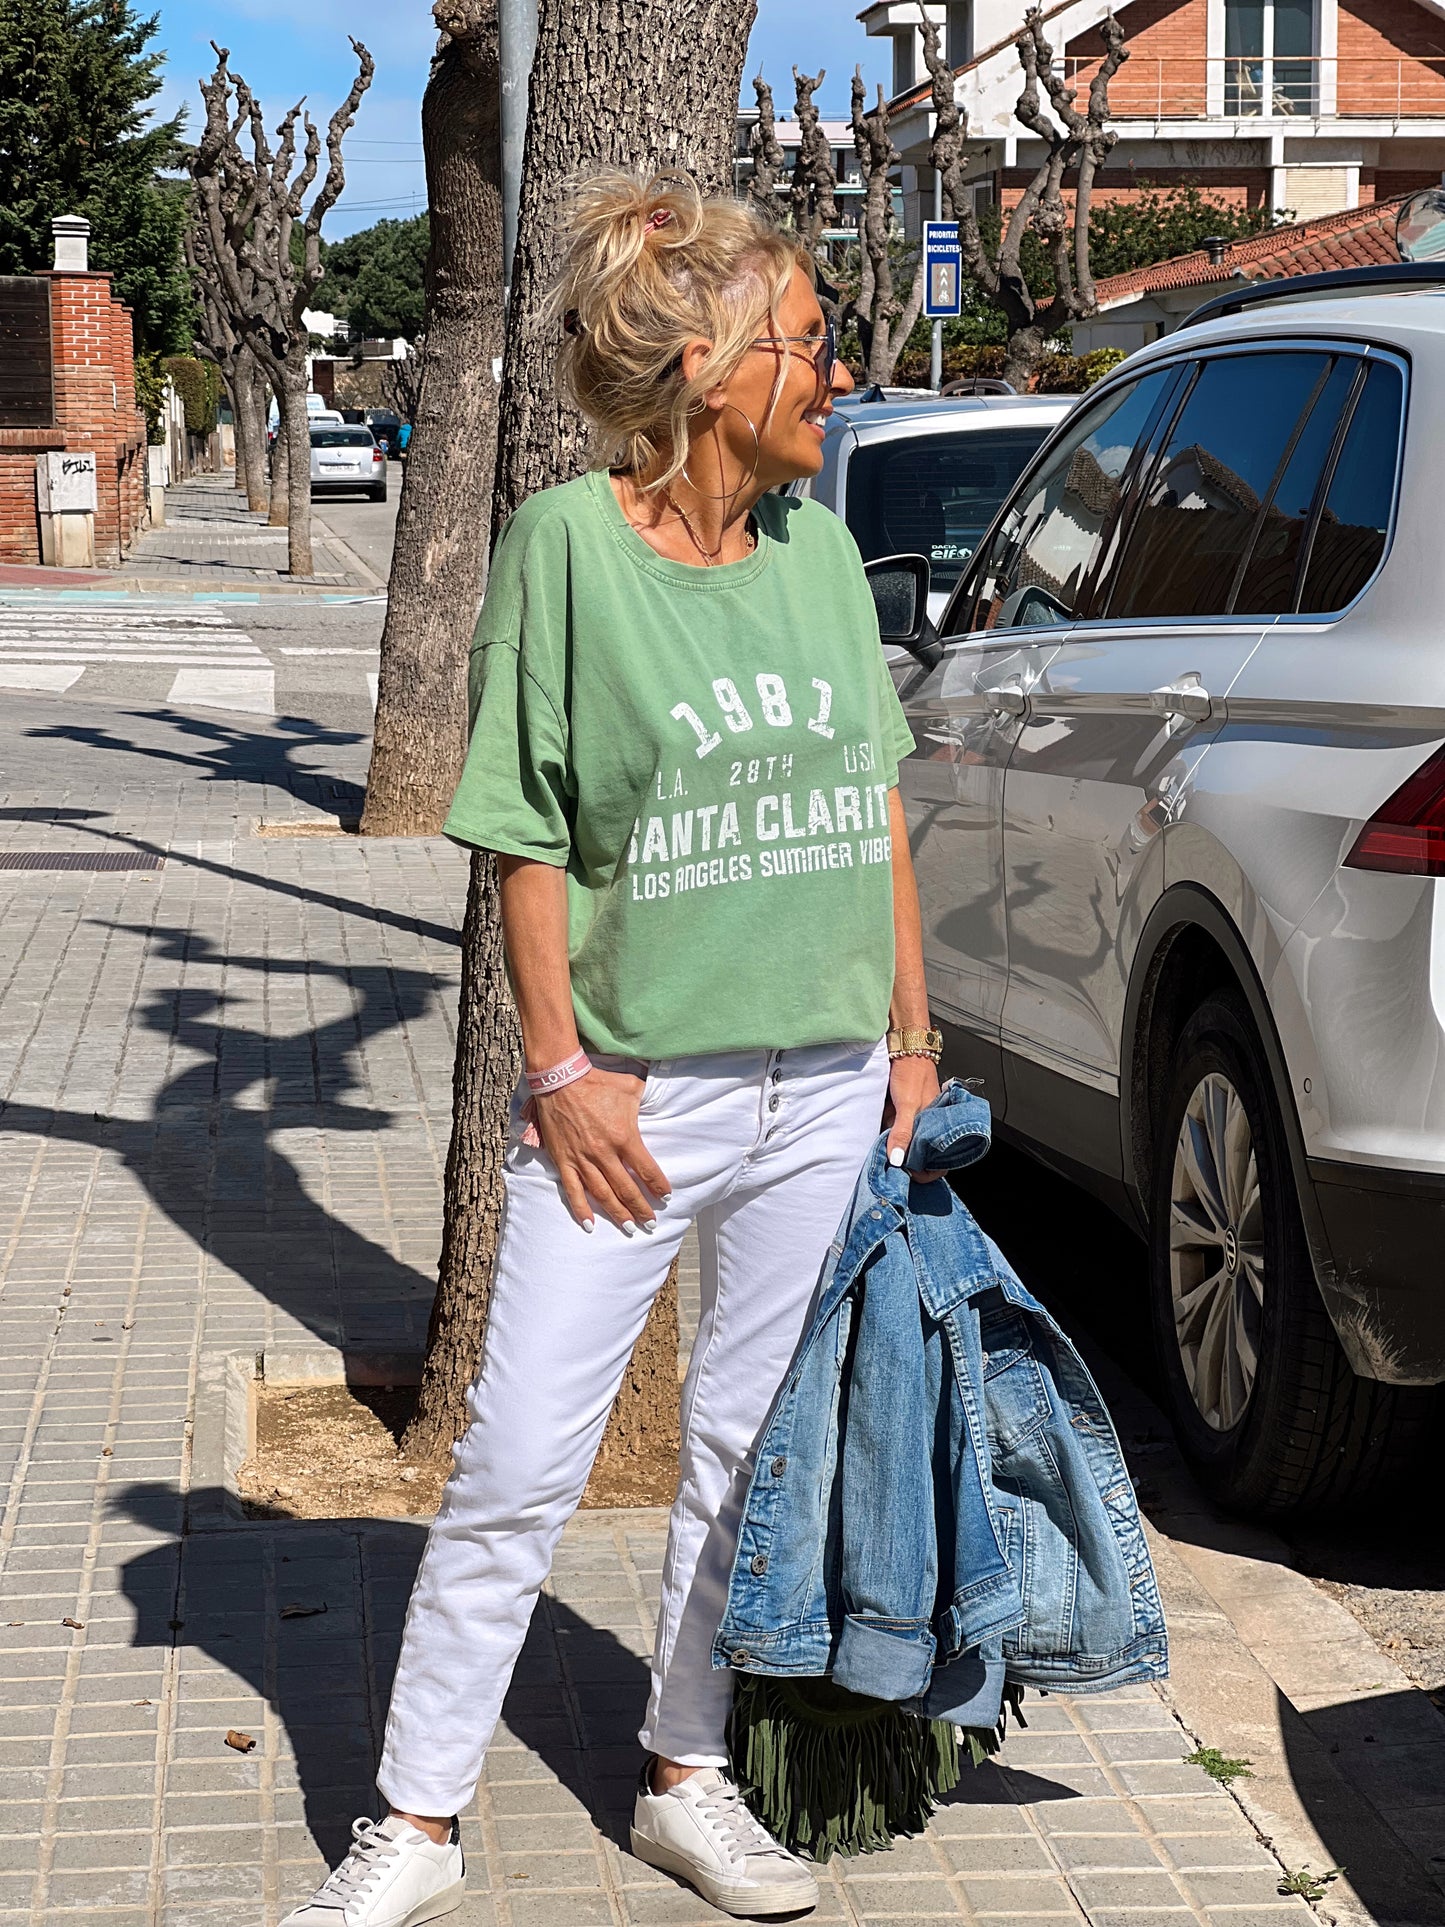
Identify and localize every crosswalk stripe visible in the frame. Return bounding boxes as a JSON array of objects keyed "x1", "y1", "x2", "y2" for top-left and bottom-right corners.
[
  {"x1": 0, "y1": 652, "x2": 270, "y2": 665},
  {"x1": 0, "y1": 663, "x2": 84, "y2": 692},
  {"x1": 167, "y1": 666, "x2": 275, "y2": 714}
]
